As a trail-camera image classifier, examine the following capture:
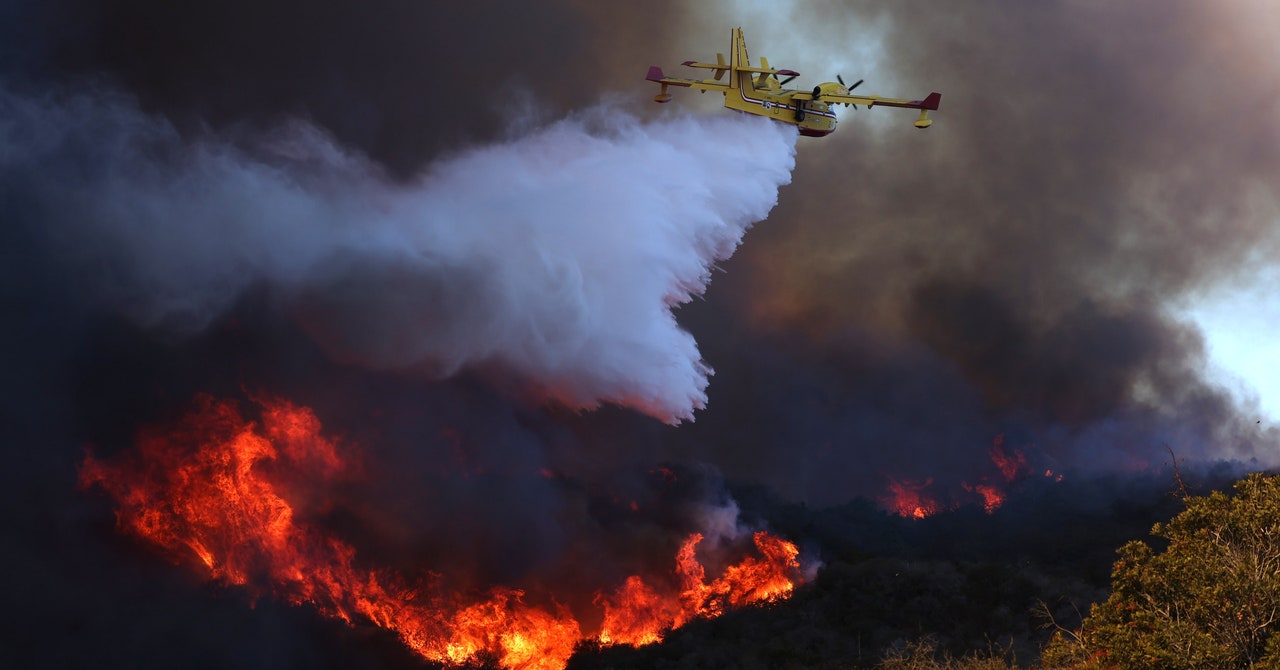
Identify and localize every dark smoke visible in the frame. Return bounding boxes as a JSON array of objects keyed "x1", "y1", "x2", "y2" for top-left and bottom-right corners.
[
  {"x1": 633, "y1": 0, "x2": 1280, "y2": 501},
  {"x1": 22, "y1": 0, "x2": 688, "y2": 174}
]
